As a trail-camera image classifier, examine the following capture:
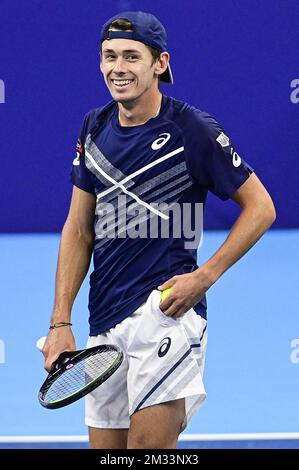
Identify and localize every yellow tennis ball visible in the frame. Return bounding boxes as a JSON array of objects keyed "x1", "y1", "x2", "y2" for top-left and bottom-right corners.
[{"x1": 161, "y1": 287, "x2": 173, "y2": 301}]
